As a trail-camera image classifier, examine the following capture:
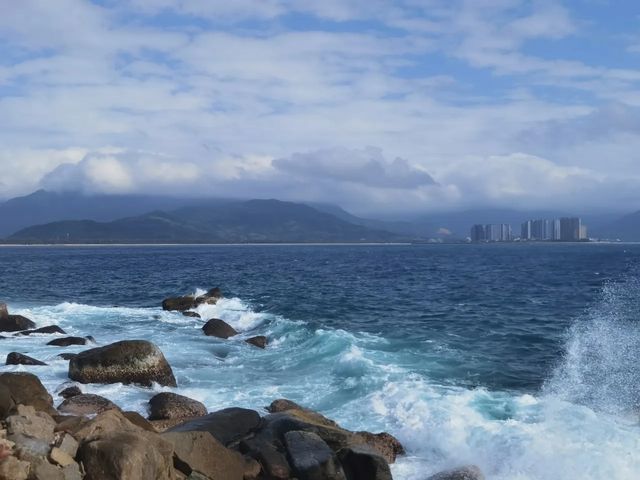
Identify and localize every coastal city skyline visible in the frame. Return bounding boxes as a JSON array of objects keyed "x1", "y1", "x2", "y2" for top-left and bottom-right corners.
[{"x1": 471, "y1": 217, "x2": 588, "y2": 242}]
